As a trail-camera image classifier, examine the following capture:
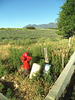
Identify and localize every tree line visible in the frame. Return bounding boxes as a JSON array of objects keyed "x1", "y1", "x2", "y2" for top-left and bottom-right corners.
[{"x1": 57, "y1": 0, "x2": 75, "y2": 37}]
